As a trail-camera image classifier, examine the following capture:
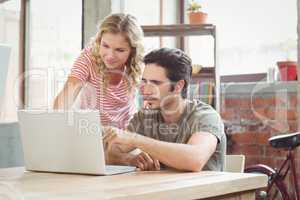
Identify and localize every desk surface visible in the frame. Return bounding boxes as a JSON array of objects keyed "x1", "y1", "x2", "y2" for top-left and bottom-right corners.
[{"x1": 0, "y1": 167, "x2": 267, "y2": 200}]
